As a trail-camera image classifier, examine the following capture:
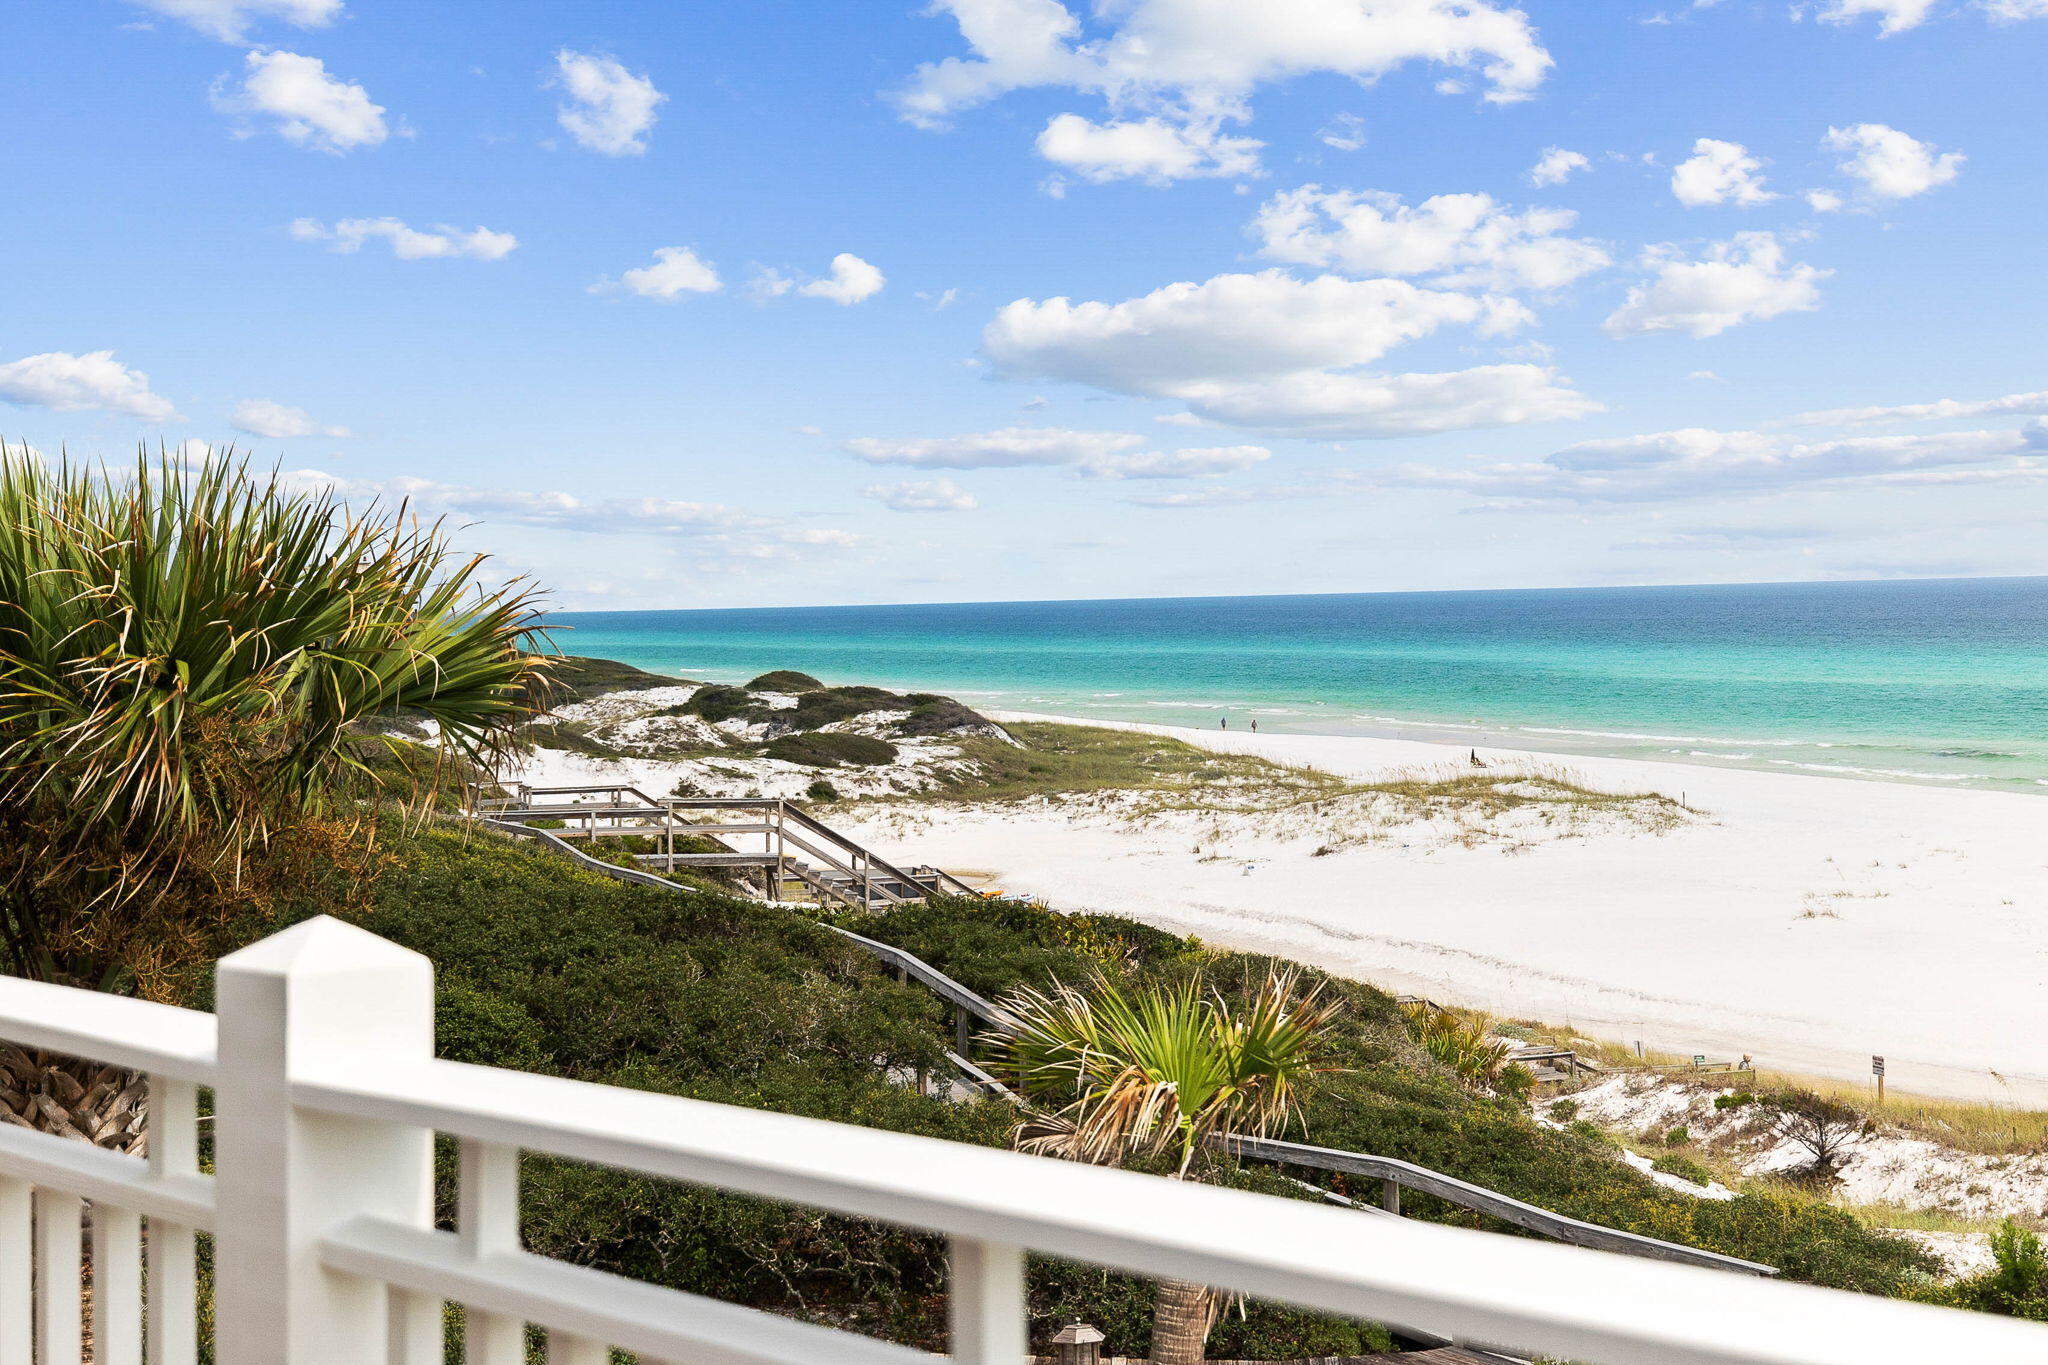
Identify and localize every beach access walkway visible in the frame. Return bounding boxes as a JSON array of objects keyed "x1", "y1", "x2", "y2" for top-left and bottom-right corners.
[{"x1": 471, "y1": 782, "x2": 980, "y2": 911}]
